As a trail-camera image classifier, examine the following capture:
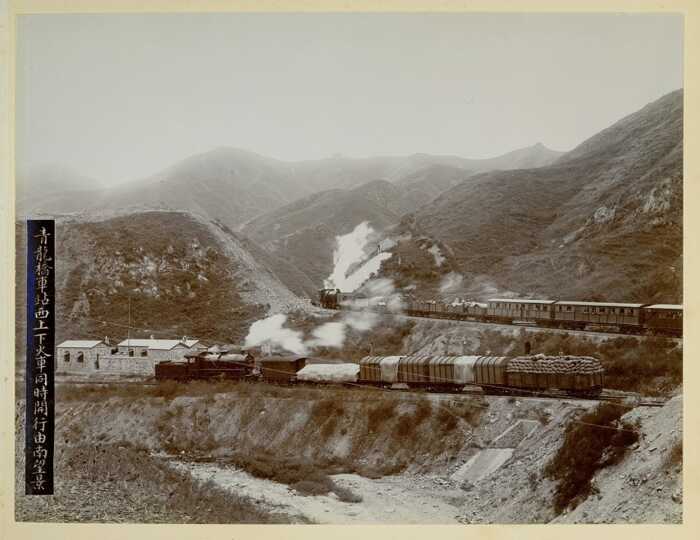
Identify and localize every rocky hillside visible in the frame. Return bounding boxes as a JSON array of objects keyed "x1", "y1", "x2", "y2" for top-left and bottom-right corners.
[
  {"x1": 385, "y1": 89, "x2": 682, "y2": 303},
  {"x1": 243, "y1": 181, "x2": 402, "y2": 287},
  {"x1": 16, "y1": 383, "x2": 681, "y2": 524},
  {"x1": 15, "y1": 211, "x2": 310, "y2": 354}
]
